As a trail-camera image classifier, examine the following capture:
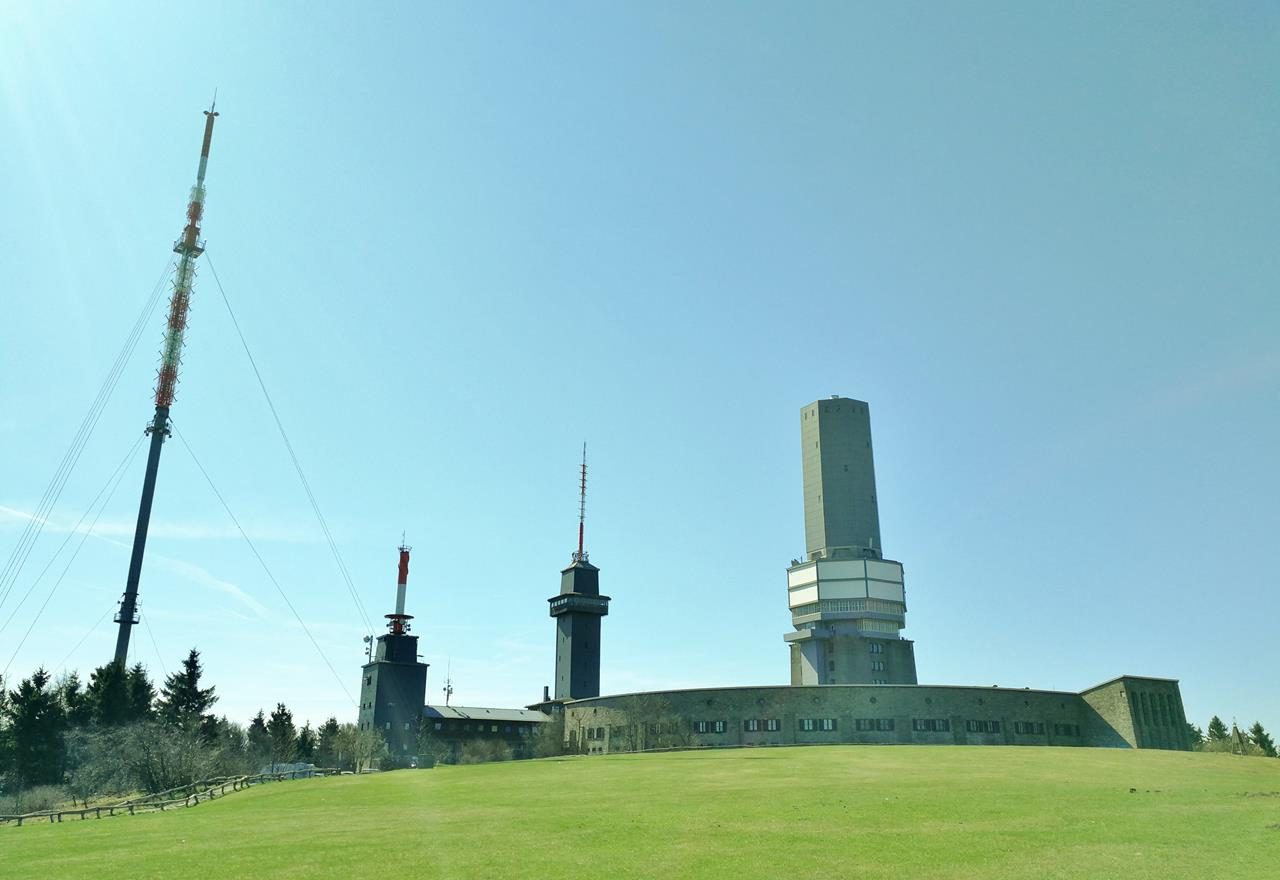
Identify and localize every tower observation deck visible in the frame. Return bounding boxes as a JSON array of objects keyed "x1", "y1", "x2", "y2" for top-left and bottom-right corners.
[{"x1": 784, "y1": 397, "x2": 918, "y2": 686}]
